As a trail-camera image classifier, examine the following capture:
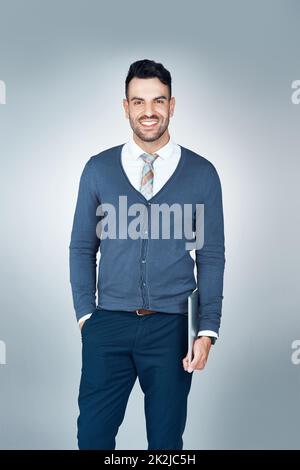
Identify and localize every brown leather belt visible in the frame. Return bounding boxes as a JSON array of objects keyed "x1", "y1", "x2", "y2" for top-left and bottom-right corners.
[{"x1": 135, "y1": 308, "x2": 157, "y2": 316}]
